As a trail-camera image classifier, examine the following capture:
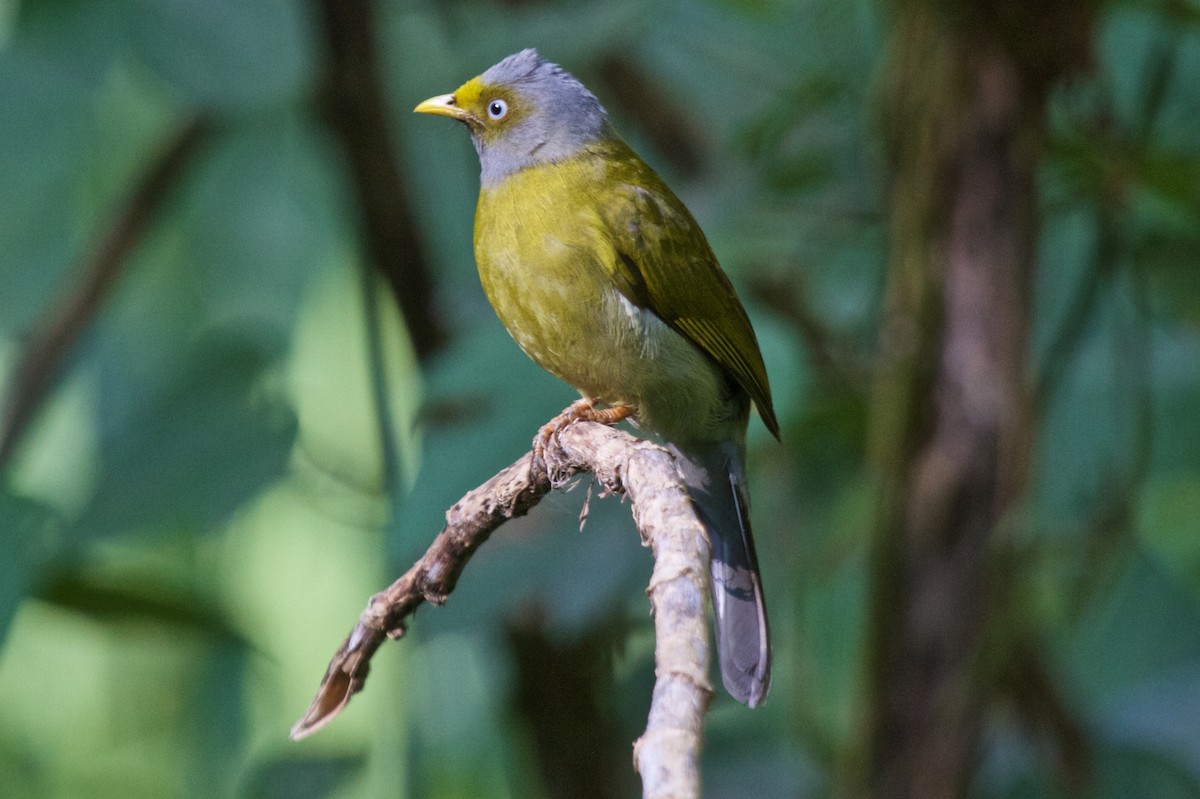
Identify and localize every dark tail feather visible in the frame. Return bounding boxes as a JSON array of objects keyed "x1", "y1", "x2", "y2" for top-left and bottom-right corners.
[{"x1": 669, "y1": 438, "x2": 771, "y2": 707}]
